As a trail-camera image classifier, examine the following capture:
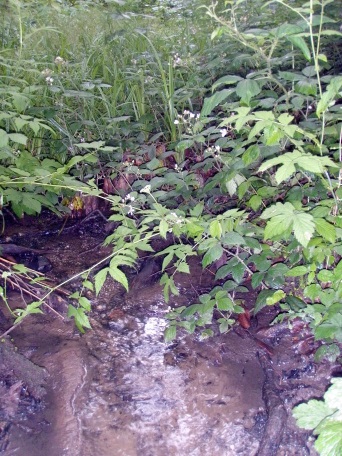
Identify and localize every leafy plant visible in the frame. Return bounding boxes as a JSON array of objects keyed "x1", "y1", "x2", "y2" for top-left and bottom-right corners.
[{"x1": 293, "y1": 378, "x2": 342, "y2": 456}]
